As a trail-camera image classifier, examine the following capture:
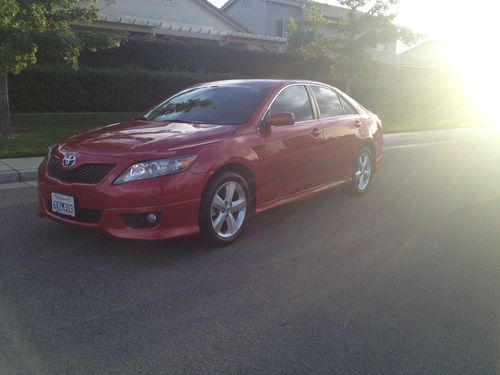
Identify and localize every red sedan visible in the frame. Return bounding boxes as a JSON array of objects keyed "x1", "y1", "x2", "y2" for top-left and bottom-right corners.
[{"x1": 38, "y1": 80, "x2": 383, "y2": 245}]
